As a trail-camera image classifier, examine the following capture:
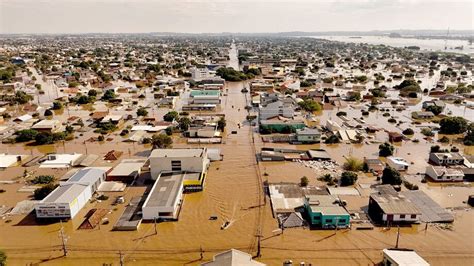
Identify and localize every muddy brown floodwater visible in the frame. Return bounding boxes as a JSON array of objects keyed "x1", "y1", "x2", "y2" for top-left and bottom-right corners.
[{"x1": 1, "y1": 81, "x2": 474, "y2": 265}]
